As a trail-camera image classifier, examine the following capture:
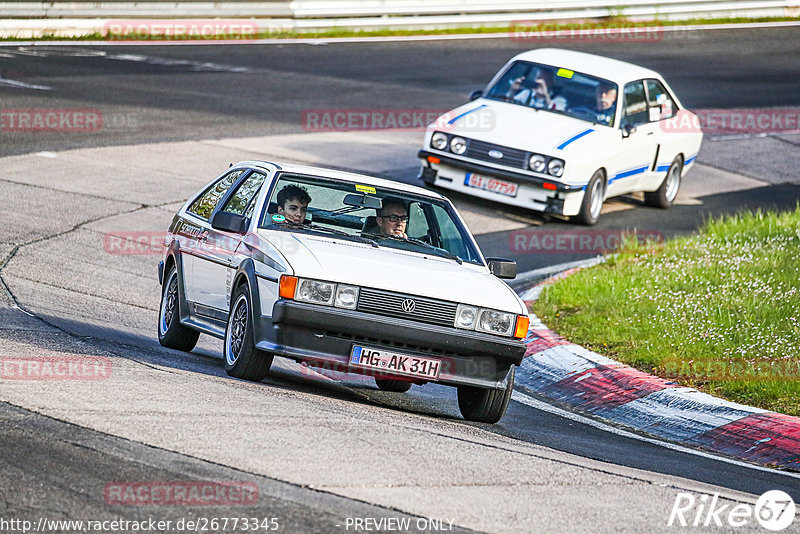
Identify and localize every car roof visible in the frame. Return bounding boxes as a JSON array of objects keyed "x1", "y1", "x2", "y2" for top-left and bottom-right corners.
[
  {"x1": 510, "y1": 48, "x2": 662, "y2": 85},
  {"x1": 236, "y1": 161, "x2": 442, "y2": 199}
]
